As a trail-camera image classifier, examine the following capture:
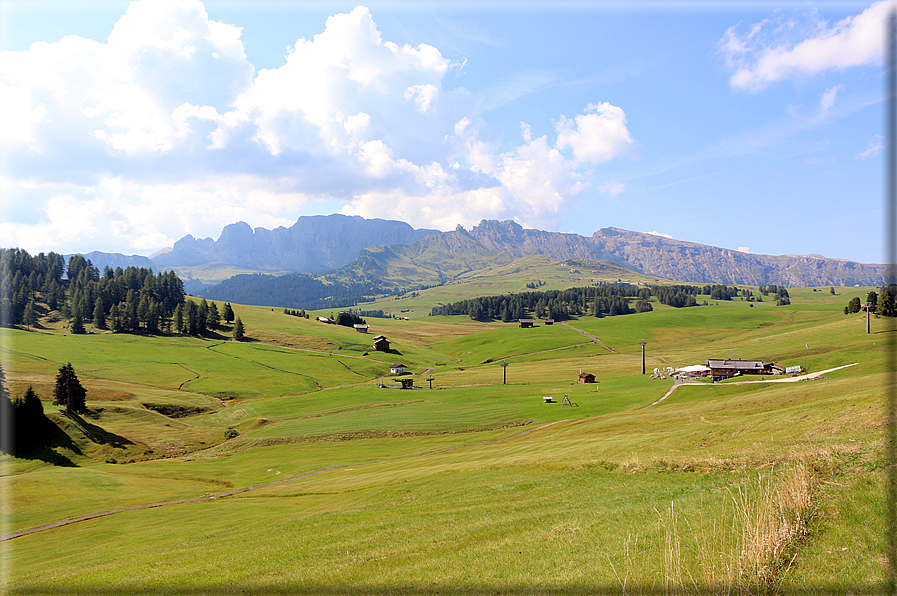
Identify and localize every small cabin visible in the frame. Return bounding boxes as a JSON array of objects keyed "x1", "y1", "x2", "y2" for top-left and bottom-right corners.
[
  {"x1": 544, "y1": 319, "x2": 555, "y2": 325},
  {"x1": 578, "y1": 372, "x2": 596, "y2": 383},
  {"x1": 317, "y1": 316, "x2": 335, "y2": 324},
  {"x1": 519, "y1": 319, "x2": 535, "y2": 328},
  {"x1": 372, "y1": 335, "x2": 390, "y2": 352},
  {"x1": 354, "y1": 323, "x2": 370, "y2": 333},
  {"x1": 390, "y1": 364, "x2": 407, "y2": 375}
]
